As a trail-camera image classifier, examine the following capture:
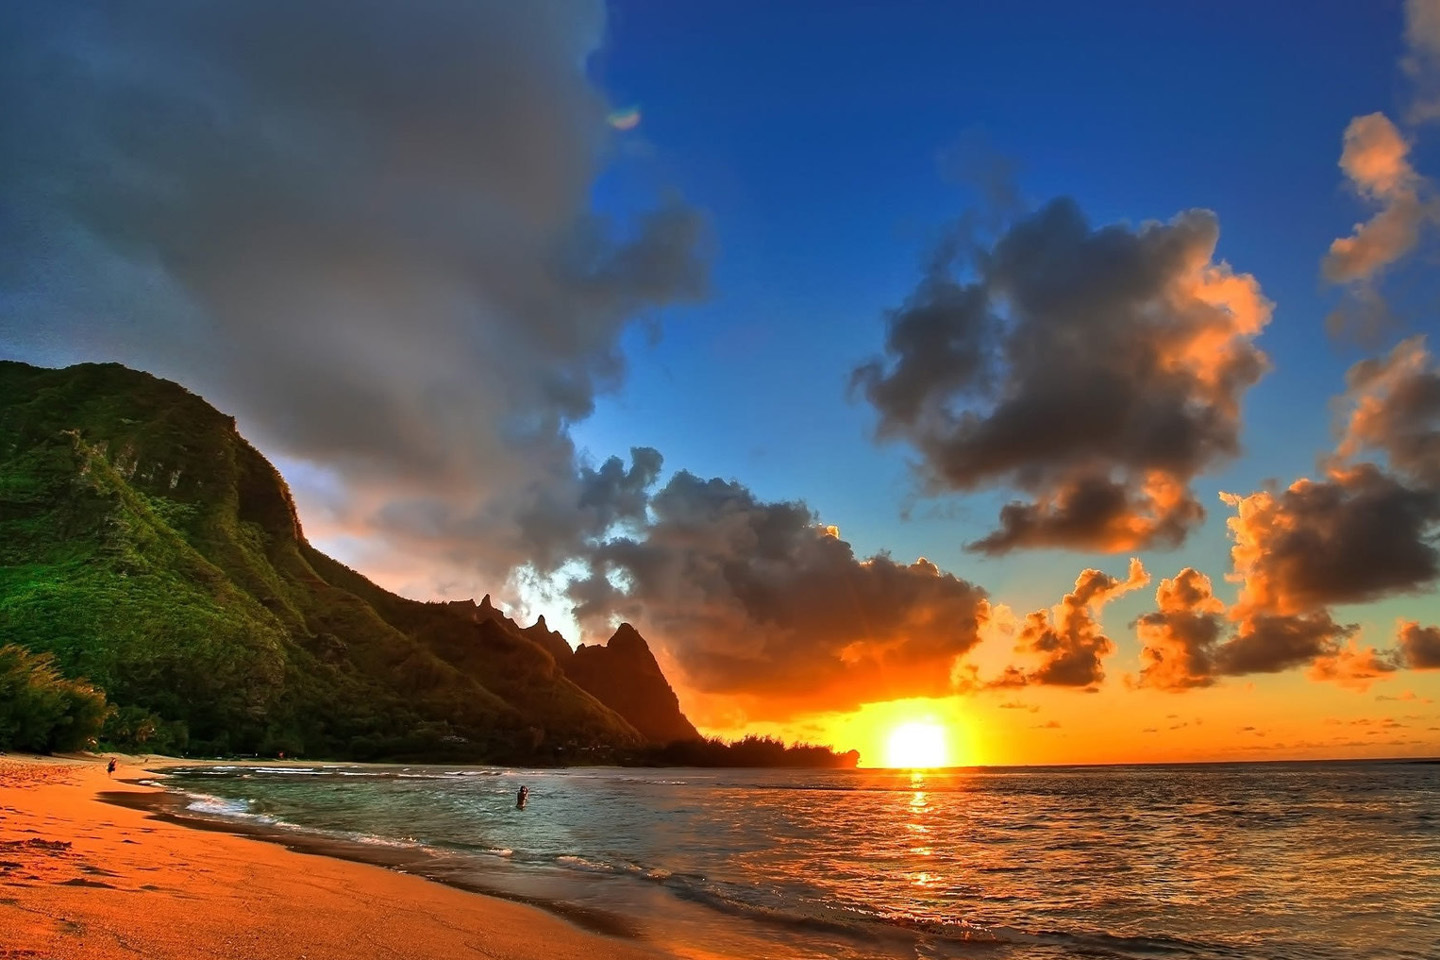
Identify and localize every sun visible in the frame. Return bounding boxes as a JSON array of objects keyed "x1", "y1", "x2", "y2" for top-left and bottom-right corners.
[{"x1": 885, "y1": 721, "x2": 951, "y2": 769}]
